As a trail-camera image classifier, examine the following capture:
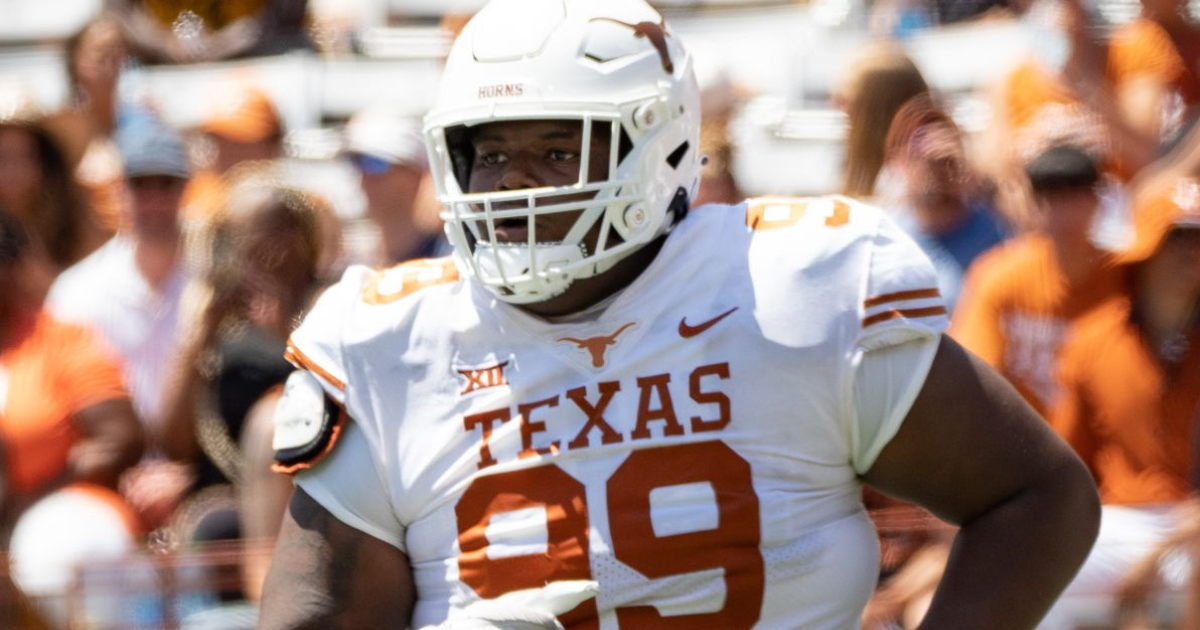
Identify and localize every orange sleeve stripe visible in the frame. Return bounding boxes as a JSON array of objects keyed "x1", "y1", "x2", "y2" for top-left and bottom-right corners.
[
  {"x1": 284, "y1": 341, "x2": 346, "y2": 392},
  {"x1": 862, "y1": 306, "x2": 948, "y2": 328},
  {"x1": 863, "y1": 288, "x2": 941, "y2": 308}
]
